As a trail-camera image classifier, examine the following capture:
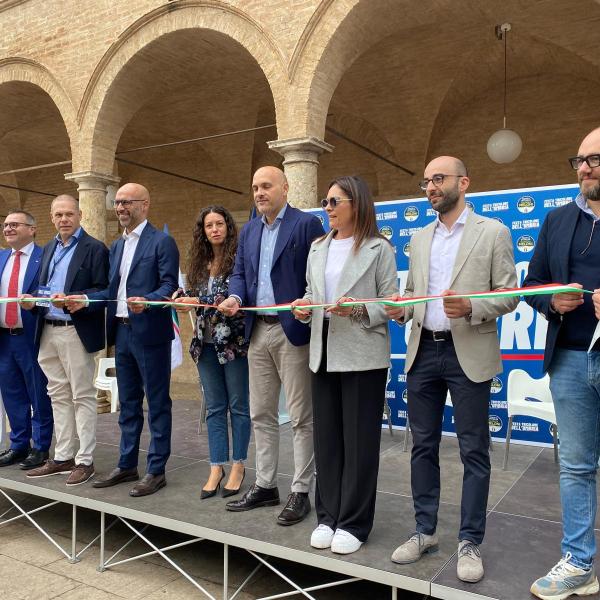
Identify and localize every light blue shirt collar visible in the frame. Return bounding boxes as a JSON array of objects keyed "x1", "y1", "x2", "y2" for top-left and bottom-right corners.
[
  {"x1": 261, "y1": 203, "x2": 287, "y2": 228},
  {"x1": 54, "y1": 226, "x2": 82, "y2": 246},
  {"x1": 575, "y1": 193, "x2": 600, "y2": 221}
]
